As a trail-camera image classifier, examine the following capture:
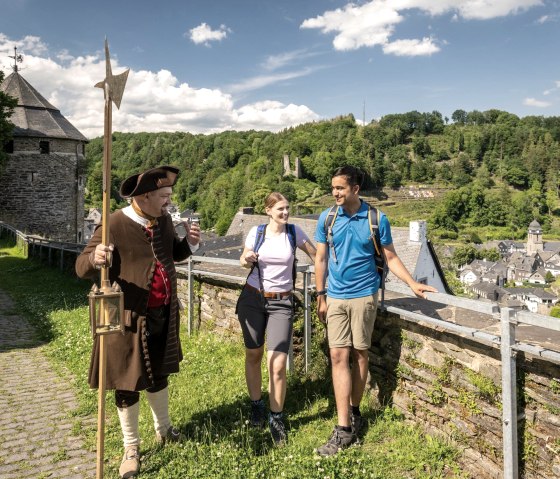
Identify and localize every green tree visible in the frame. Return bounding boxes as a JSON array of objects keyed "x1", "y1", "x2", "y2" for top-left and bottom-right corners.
[
  {"x1": 452, "y1": 245, "x2": 478, "y2": 267},
  {"x1": 451, "y1": 109, "x2": 467, "y2": 125}
]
